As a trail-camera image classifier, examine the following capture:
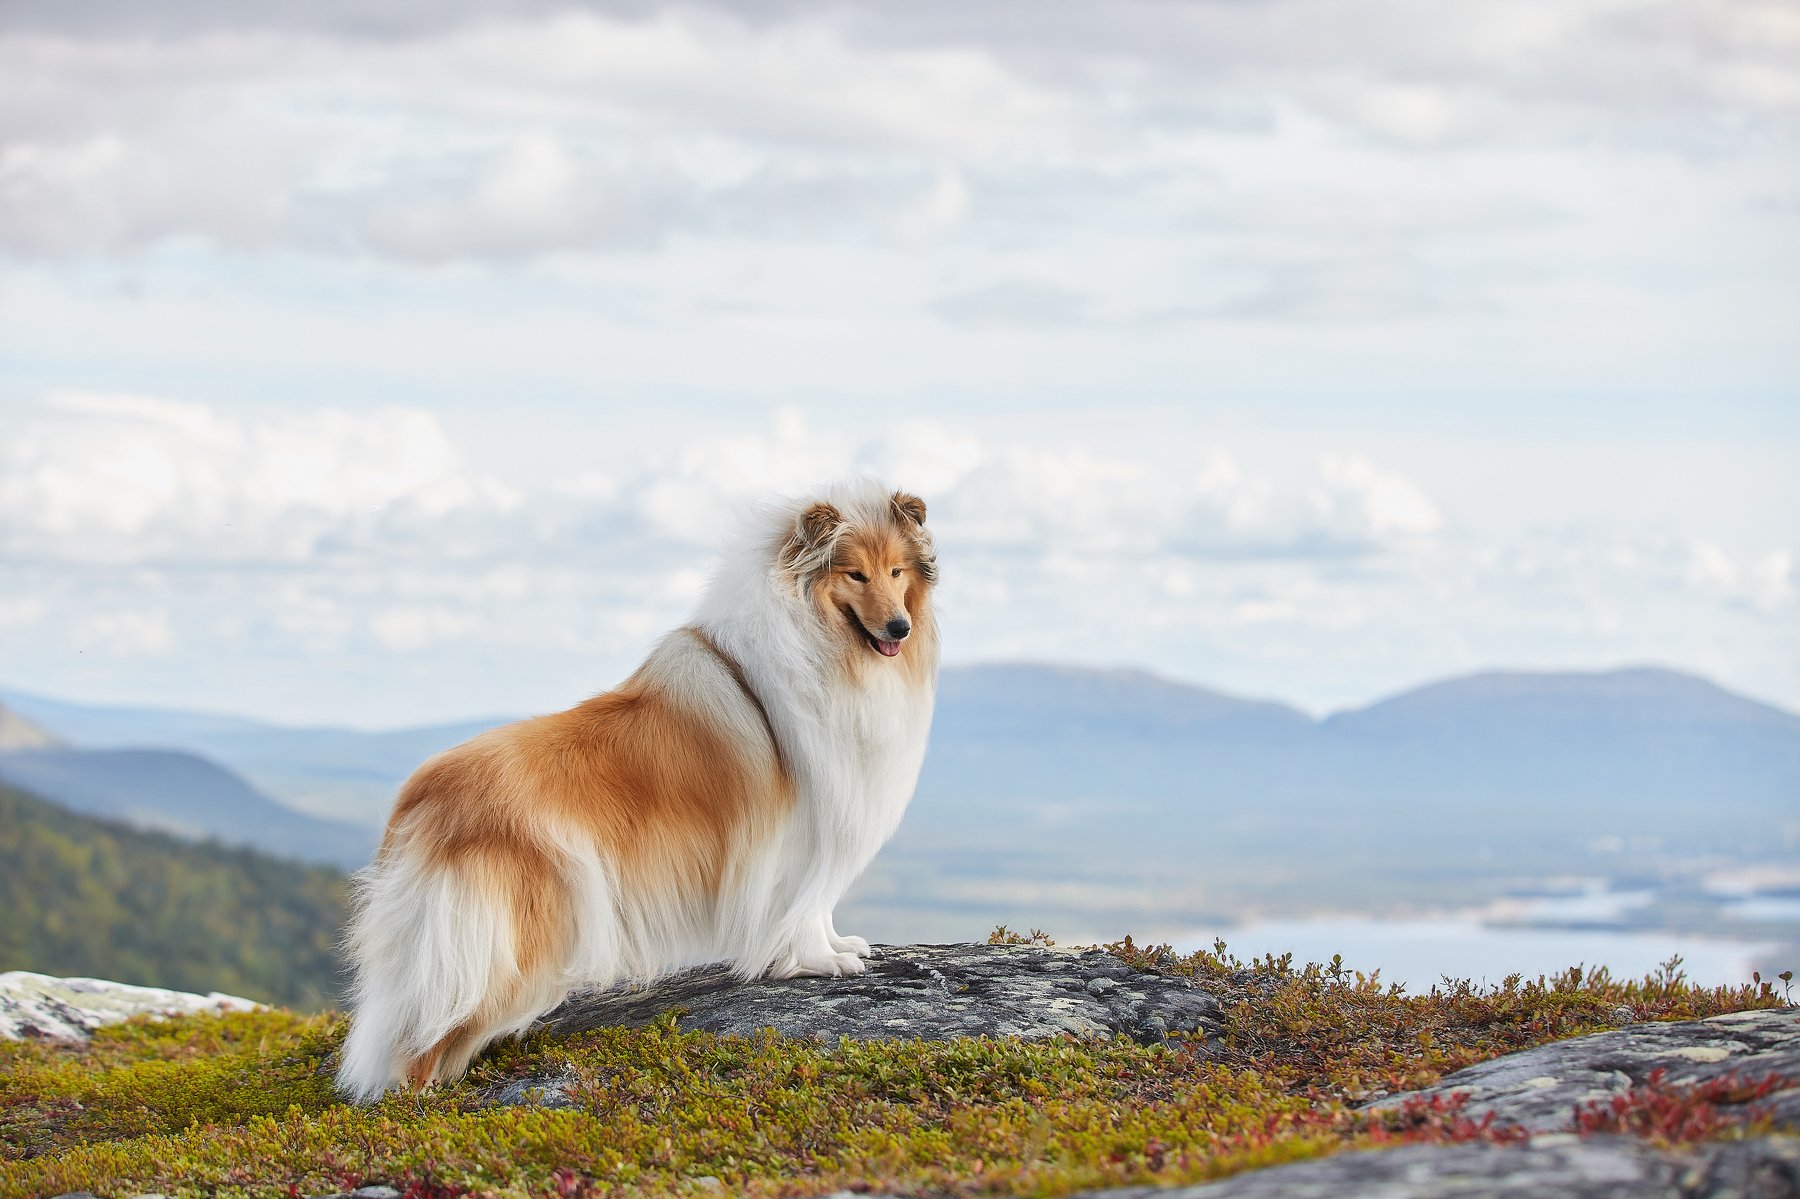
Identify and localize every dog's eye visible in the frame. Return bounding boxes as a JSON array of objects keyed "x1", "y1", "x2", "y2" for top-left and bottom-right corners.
[
  {"x1": 891, "y1": 568, "x2": 903, "y2": 577},
  {"x1": 848, "y1": 571, "x2": 868, "y2": 583}
]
